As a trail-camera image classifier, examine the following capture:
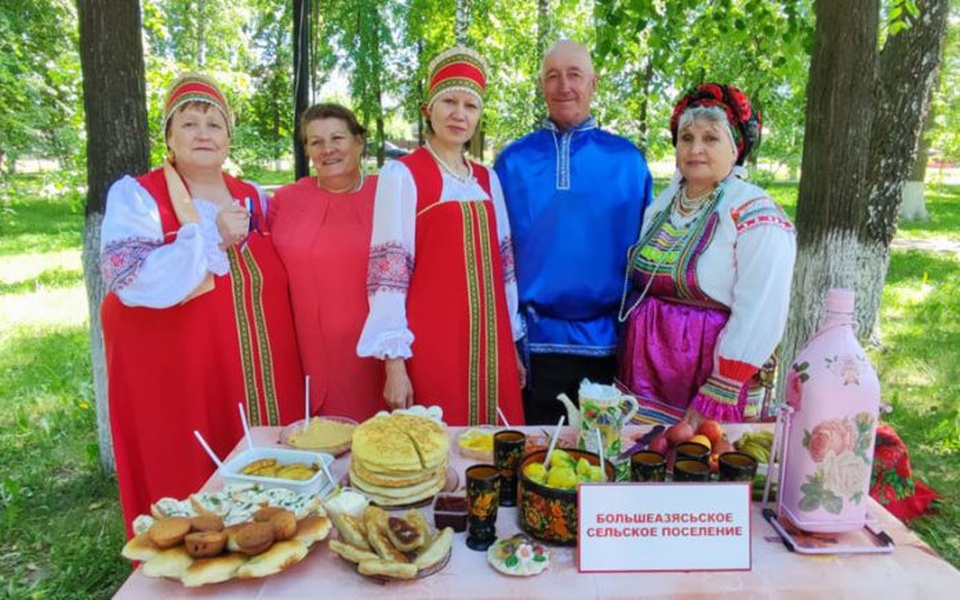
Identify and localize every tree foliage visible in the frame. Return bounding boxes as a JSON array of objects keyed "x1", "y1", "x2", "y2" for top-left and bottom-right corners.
[{"x1": 0, "y1": 0, "x2": 82, "y2": 173}]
